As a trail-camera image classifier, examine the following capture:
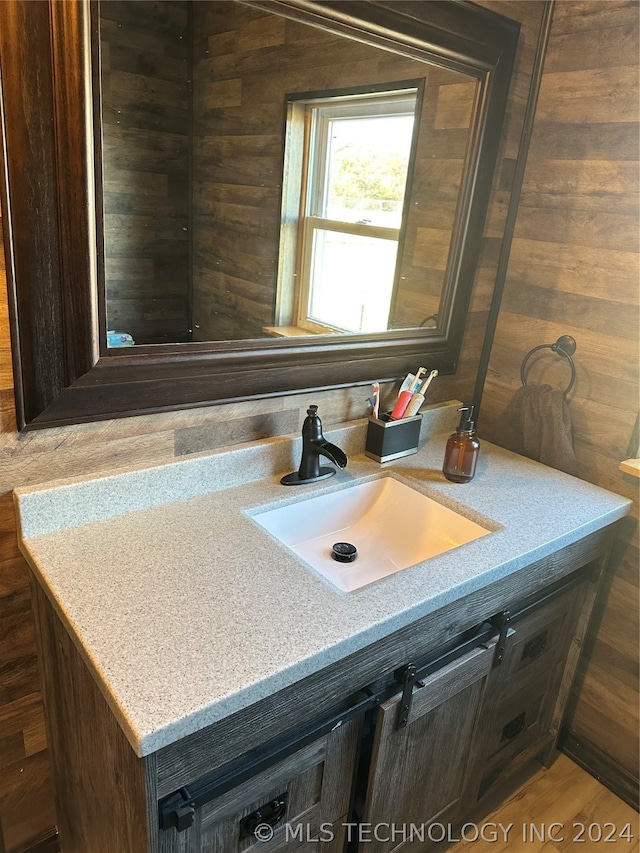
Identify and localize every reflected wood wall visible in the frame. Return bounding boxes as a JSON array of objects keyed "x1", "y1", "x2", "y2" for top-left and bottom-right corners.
[
  {"x1": 0, "y1": 2, "x2": 546, "y2": 849},
  {"x1": 100, "y1": 1, "x2": 191, "y2": 345},
  {"x1": 480, "y1": 0, "x2": 639, "y2": 799},
  {"x1": 391, "y1": 70, "x2": 476, "y2": 330}
]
